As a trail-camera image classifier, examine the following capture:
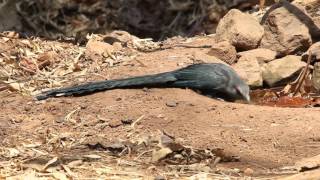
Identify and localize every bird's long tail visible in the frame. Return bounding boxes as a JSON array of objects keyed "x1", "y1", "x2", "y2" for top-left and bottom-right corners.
[{"x1": 35, "y1": 72, "x2": 177, "y2": 100}]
